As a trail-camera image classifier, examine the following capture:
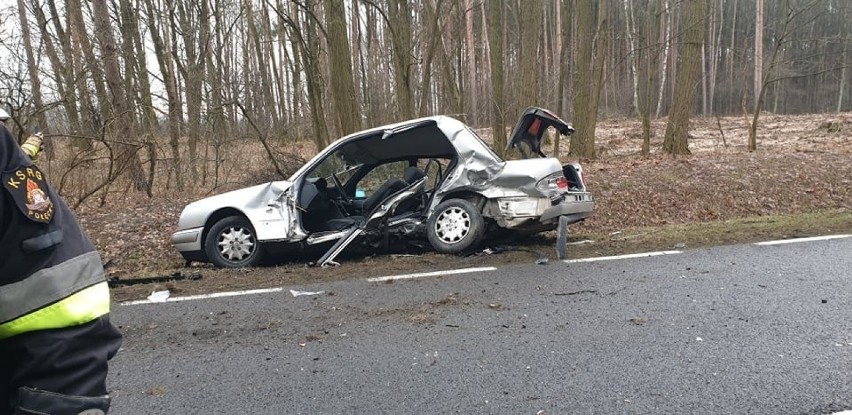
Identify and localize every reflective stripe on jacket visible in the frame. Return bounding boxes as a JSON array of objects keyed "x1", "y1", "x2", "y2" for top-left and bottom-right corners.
[
  {"x1": 0, "y1": 252, "x2": 110, "y2": 340},
  {"x1": 1, "y1": 128, "x2": 111, "y2": 340}
]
